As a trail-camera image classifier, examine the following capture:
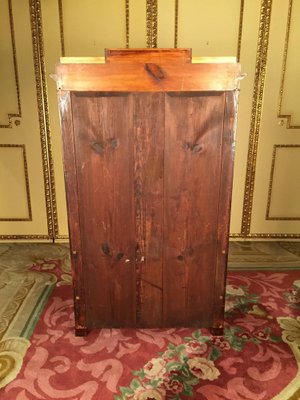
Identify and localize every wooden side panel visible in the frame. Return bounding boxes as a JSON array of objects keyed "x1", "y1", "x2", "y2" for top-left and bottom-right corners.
[
  {"x1": 163, "y1": 92, "x2": 226, "y2": 327},
  {"x1": 212, "y1": 91, "x2": 236, "y2": 332},
  {"x1": 71, "y1": 92, "x2": 136, "y2": 328},
  {"x1": 133, "y1": 93, "x2": 164, "y2": 327},
  {"x1": 57, "y1": 91, "x2": 87, "y2": 335}
]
